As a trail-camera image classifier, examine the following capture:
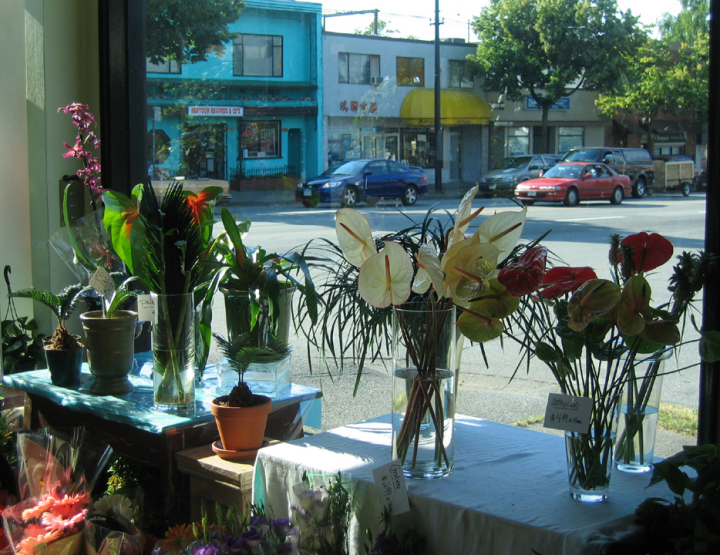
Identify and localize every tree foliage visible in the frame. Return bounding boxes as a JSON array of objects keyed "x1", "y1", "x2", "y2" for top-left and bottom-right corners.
[
  {"x1": 354, "y1": 19, "x2": 398, "y2": 36},
  {"x1": 470, "y1": 0, "x2": 644, "y2": 151},
  {"x1": 659, "y1": 0, "x2": 709, "y2": 44},
  {"x1": 146, "y1": 0, "x2": 245, "y2": 64}
]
